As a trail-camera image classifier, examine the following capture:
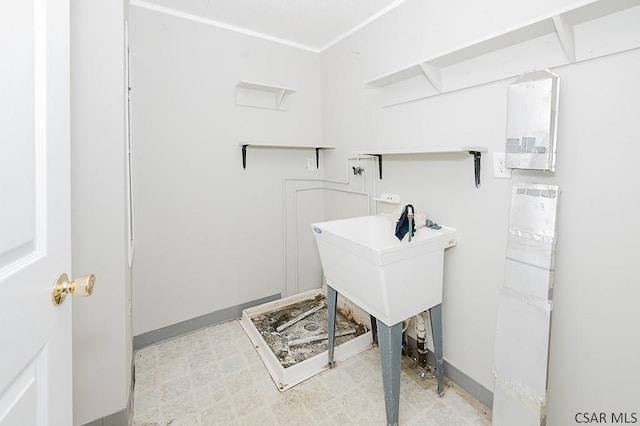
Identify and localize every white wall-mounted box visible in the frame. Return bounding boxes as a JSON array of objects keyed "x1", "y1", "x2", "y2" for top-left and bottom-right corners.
[{"x1": 505, "y1": 70, "x2": 560, "y2": 171}]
